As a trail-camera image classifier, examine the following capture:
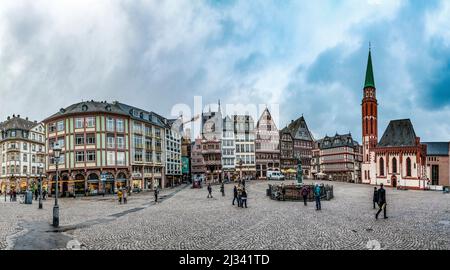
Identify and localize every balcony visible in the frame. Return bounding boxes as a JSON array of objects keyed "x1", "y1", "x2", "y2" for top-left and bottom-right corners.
[
  {"x1": 201, "y1": 149, "x2": 221, "y2": 154},
  {"x1": 6, "y1": 147, "x2": 20, "y2": 153}
]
